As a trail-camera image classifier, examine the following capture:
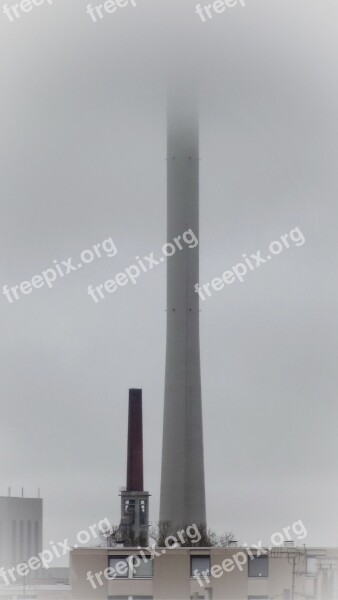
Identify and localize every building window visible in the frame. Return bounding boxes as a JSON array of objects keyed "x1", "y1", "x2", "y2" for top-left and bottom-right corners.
[
  {"x1": 306, "y1": 557, "x2": 317, "y2": 576},
  {"x1": 248, "y1": 556, "x2": 269, "y2": 577},
  {"x1": 108, "y1": 556, "x2": 153, "y2": 579},
  {"x1": 27, "y1": 520, "x2": 32, "y2": 559},
  {"x1": 124, "y1": 500, "x2": 135, "y2": 525},
  {"x1": 19, "y1": 520, "x2": 24, "y2": 562},
  {"x1": 108, "y1": 556, "x2": 129, "y2": 578},
  {"x1": 140, "y1": 500, "x2": 146, "y2": 525},
  {"x1": 12, "y1": 520, "x2": 16, "y2": 562},
  {"x1": 191, "y1": 556, "x2": 211, "y2": 578},
  {"x1": 34, "y1": 520, "x2": 39, "y2": 555},
  {"x1": 132, "y1": 558, "x2": 153, "y2": 578}
]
